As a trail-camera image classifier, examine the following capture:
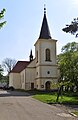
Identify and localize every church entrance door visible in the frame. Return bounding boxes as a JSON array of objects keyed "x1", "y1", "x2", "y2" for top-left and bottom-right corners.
[{"x1": 45, "y1": 81, "x2": 51, "y2": 90}]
